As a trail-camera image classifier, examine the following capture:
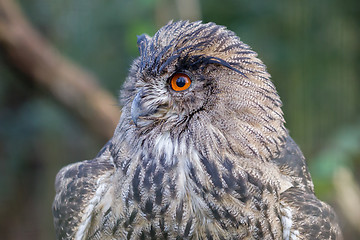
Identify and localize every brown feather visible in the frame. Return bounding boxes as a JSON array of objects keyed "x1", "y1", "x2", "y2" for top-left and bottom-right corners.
[{"x1": 53, "y1": 21, "x2": 342, "y2": 240}]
